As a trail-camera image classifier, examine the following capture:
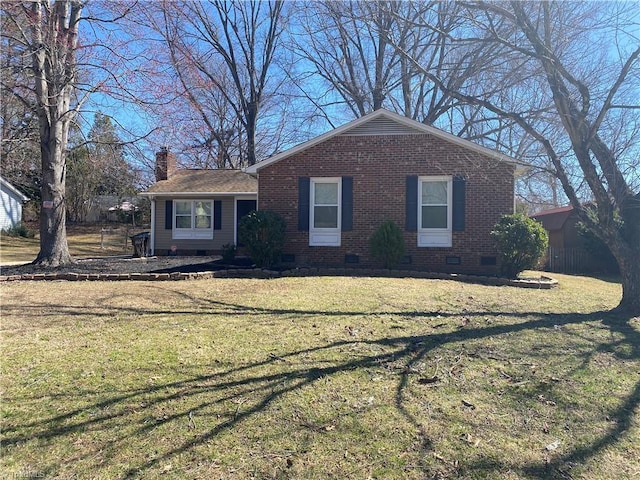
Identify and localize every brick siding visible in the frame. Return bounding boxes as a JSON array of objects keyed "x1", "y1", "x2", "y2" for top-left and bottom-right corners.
[{"x1": 258, "y1": 133, "x2": 515, "y2": 275}]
